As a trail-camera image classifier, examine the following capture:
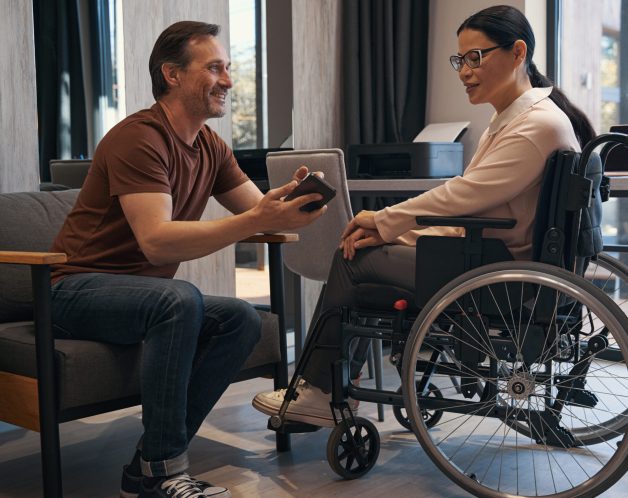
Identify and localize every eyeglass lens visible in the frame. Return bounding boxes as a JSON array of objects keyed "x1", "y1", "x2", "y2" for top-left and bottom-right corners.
[{"x1": 450, "y1": 50, "x2": 482, "y2": 71}]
